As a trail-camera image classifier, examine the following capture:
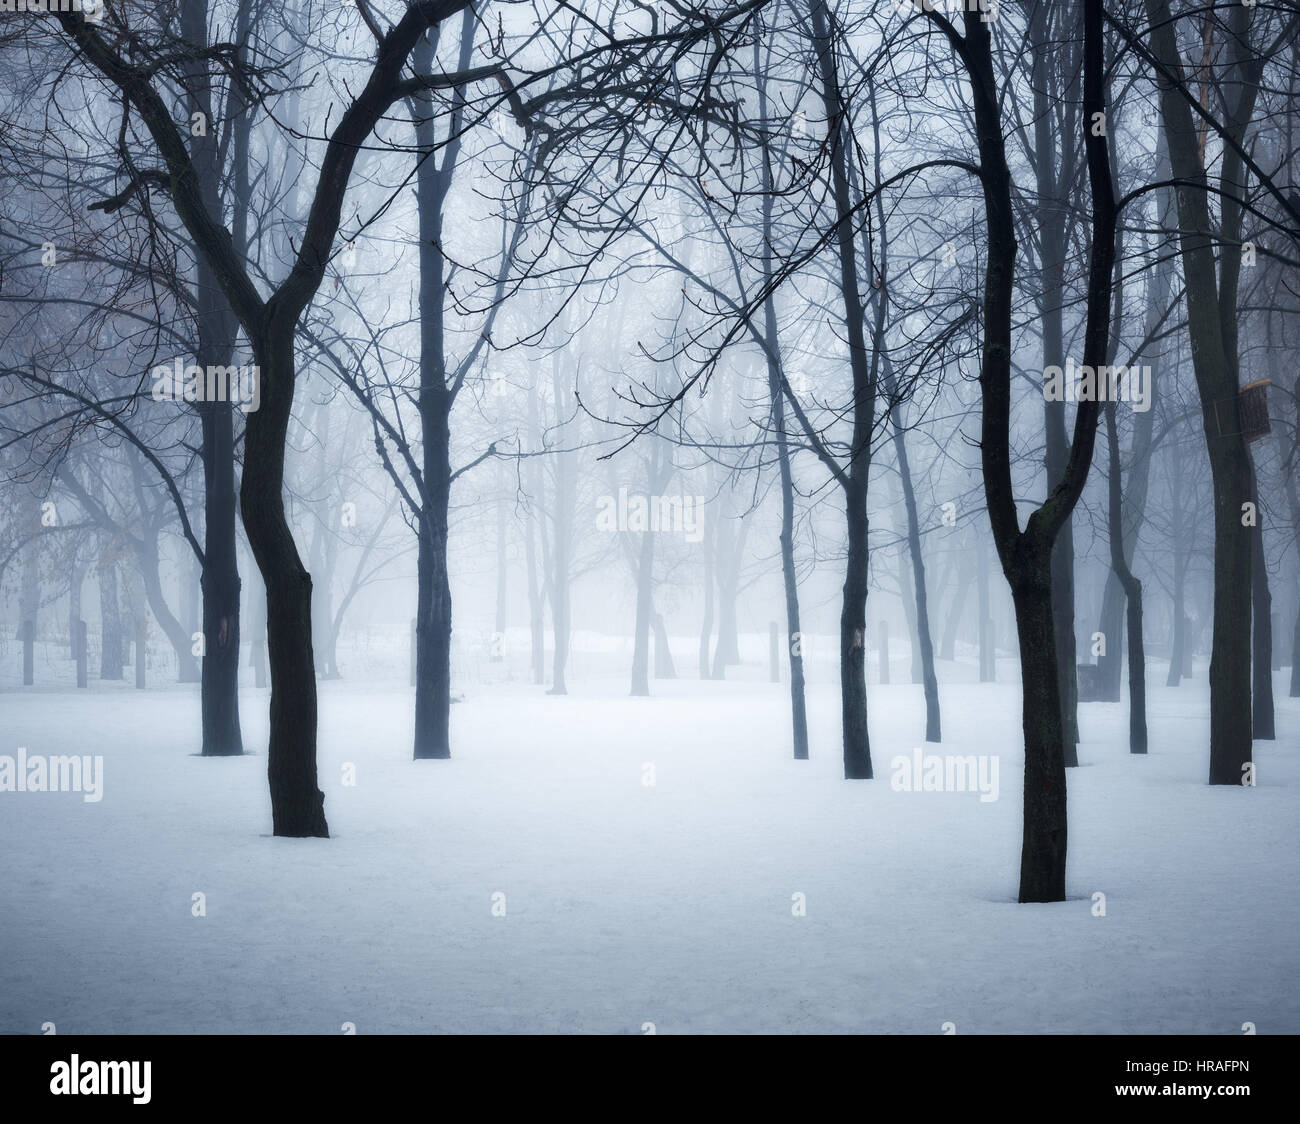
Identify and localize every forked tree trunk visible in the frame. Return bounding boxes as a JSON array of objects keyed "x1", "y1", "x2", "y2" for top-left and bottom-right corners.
[
  {"x1": 953, "y1": 1, "x2": 1113, "y2": 901},
  {"x1": 1030, "y1": 1, "x2": 1082, "y2": 757}
]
